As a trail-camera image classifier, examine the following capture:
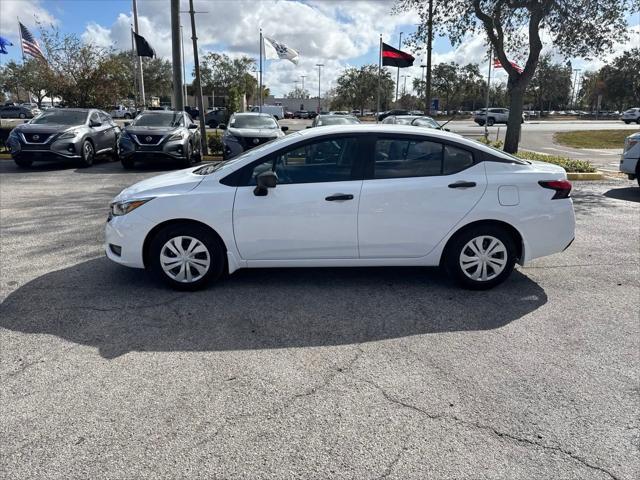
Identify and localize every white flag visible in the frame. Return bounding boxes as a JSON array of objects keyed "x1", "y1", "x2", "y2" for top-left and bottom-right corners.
[{"x1": 263, "y1": 36, "x2": 299, "y2": 65}]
